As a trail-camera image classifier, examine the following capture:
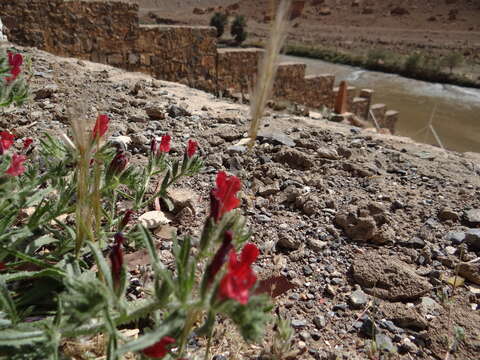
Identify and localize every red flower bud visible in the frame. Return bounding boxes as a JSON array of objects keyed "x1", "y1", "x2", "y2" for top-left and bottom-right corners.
[
  {"x1": 141, "y1": 336, "x2": 176, "y2": 358},
  {"x1": 186, "y1": 139, "x2": 198, "y2": 158},
  {"x1": 119, "y1": 209, "x2": 134, "y2": 231},
  {"x1": 6, "y1": 153, "x2": 27, "y2": 176},
  {"x1": 107, "y1": 151, "x2": 129, "y2": 179},
  {"x1": 110, "y1": 233, "x2": 125, "y2": 289},
  {"x1": 92, "y1": 114, "x2": 110, "y2": 139},
  {"x1": 150, "y1": 137, "x2": 158, "y2": 154},
  {"x1": 23, "y1": 138, "x2": 33, "y2": 150},
  {"x1": 206, "y1": 230, "x2": 234, "y2": 285}
]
